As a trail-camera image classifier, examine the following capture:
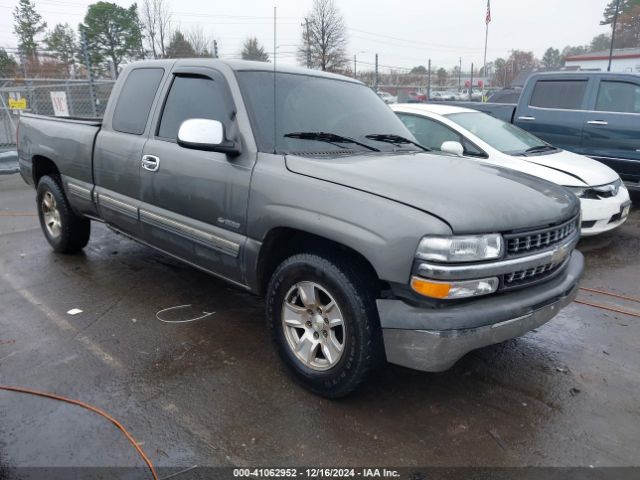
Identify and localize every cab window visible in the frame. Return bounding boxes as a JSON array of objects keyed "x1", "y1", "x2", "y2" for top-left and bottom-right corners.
[
  {"x1": 596, "y1": 81, "x2": 640, "y2": 114},
  {"x1": 157, "y1": 74, "x2": 233, "y2": 140}
]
